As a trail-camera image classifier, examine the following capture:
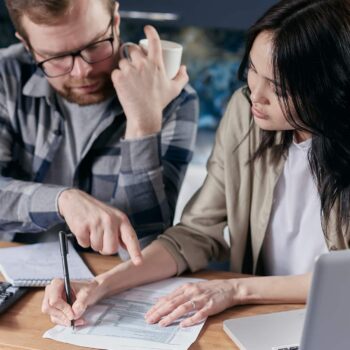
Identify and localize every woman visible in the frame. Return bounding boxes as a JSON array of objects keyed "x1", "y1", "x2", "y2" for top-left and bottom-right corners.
[{"x1": 43, "y1": 0, "x2": 350, "y2": 328}]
